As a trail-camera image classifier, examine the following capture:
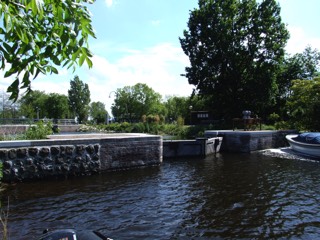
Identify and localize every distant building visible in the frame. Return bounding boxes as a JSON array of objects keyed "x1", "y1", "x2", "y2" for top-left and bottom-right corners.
[{"x1": 190, "y1": 111, "x2": 216, "y2": 125}]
